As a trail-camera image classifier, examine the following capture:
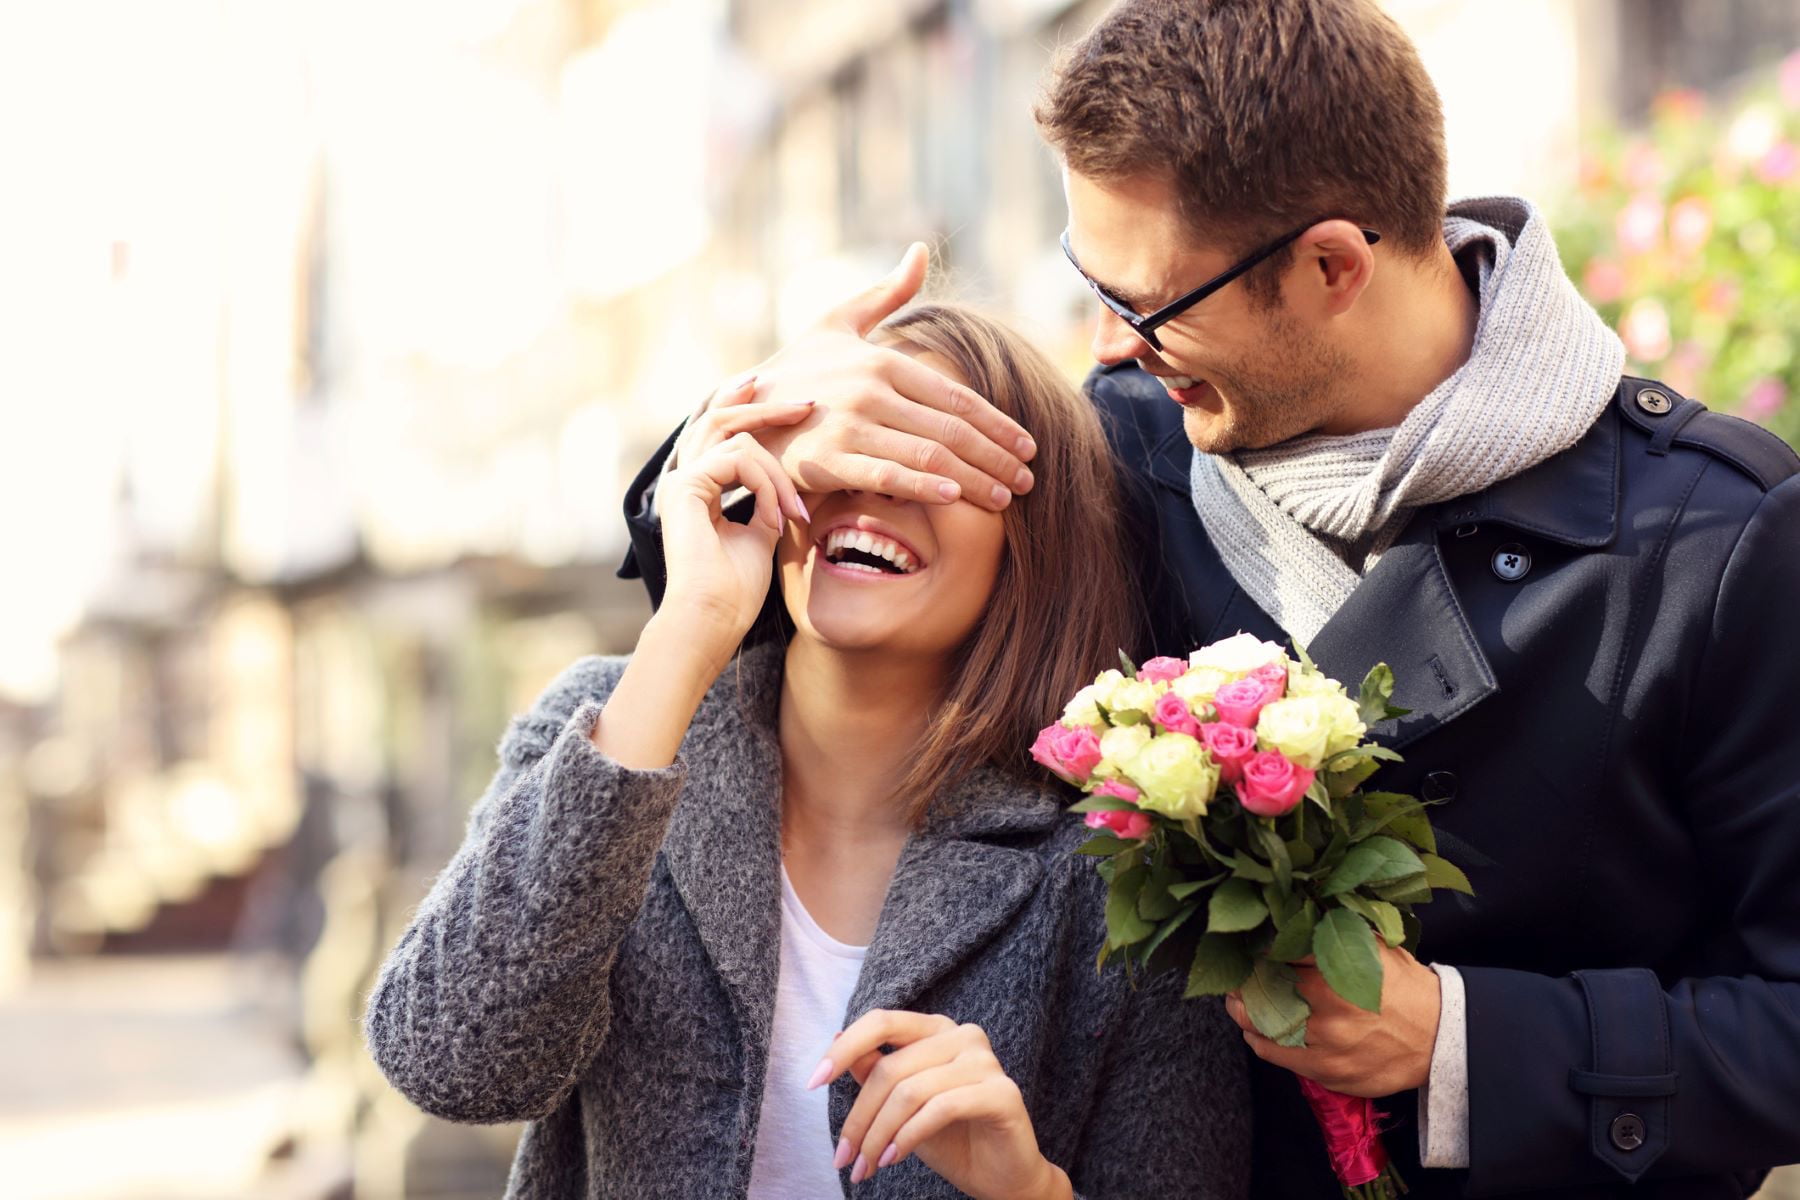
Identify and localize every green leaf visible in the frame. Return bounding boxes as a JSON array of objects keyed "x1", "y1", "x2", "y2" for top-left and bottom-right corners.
[
  {"x1": 1249, "y1": 821, "x2": 1292, "y2": 891},
  {"x1": 1306, "y1": 777, "x2": 1333, "y2": 814},
  {"x1": 1313, "y1": 907, "x2": 1385, "y2": 1013},
  {"x1": 1241, "y1": 958, "x2": 1311, "y2": 1047},
  {"x1": 1138, "y1": 865, "x2": 1183, "y2": 921},
  {"x1": 1262, "y1": 882, "x2": 1302, "y2": 930},
  {"x1": 1285, "y1": 839, "x2": 1317, "y2": 869},
  {"x1": 1069, "y1": 794, "x2": 1138, "y2": 814},
  {"x1": 1167, "y1": 876, "x2": 1222, "y2": 901},
  {"x1": 1106, "y1": 867, "x2": 1156, "y2": 947},
  {"x1": 1184, "y1": 933, "x2": 1254, "y2": 997},
  {"x1": 1337, "y1": 893, "x2": 1406, "y2": 947},
  {"x1": 1076, "y1": 834, "x2": 1126, "y2": 857},
  {"x1": 1357, "y1": 663, "x2": 1412, "y2": 723},
  {"x1": 1267, "y1": 900, "x2": 1318, "y2": 961},
  {"x1": 1207, "y1": 878, "x2": 1270, "y2": 934},
  {"x1": 1228, "y1": 854, "x2": 1275, "y2": 884},
  {"x1": 1321, "y1": 836, "x2": 1426, "y2": 897},
  {"x1": 1368, "y1": 877, "x2": 1433, "y2": 907},
  {"x1": 1143, "y1": 903, "x2": 1200, "y2": 963},
  {"x1": 1117, "y1": 648, "x2": 1140, "y2": 678},
  {"x1": 1401, "y1": 908, "x2": 1423, "y2": 955},
  {"x1": 1421, "y1": 853, "x2": 1474, "y2": 895},
  {"x1": 1326, "y1": 757, "x2": 1382, "y2": 798}
]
